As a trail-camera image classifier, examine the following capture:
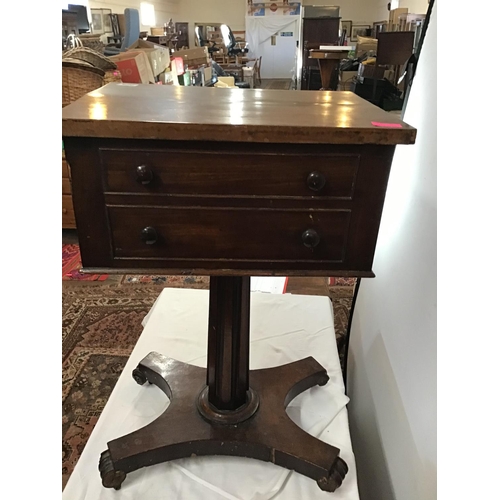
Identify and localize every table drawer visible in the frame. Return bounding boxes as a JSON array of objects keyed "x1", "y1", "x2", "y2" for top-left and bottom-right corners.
[
  {"x1": 100, "y1": 148, "x2": 360, "y2": 199},
  {"x1": 108, "y1": 206, "x2": 351, "y2": 263}
]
